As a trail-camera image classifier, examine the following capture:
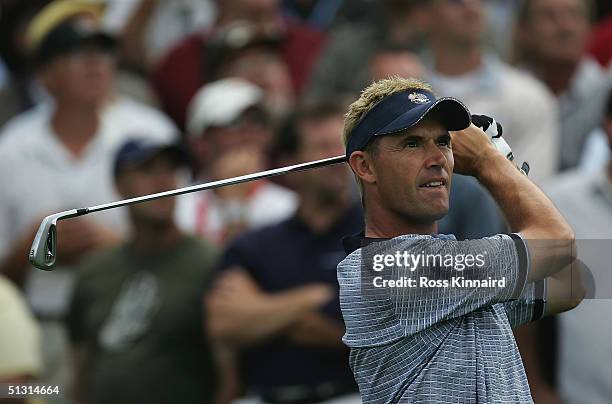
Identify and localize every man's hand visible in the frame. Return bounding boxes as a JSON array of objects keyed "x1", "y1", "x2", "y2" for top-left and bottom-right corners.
[
  {"x1": 450, "y1": 123, "x2": 501, "y2": 178},
  {"x1": 211, "y1": 146, "x2": 265, "y2": 200},
  {"x1": 285, "y1": 312, "x2": 346, "y2": 348}
]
